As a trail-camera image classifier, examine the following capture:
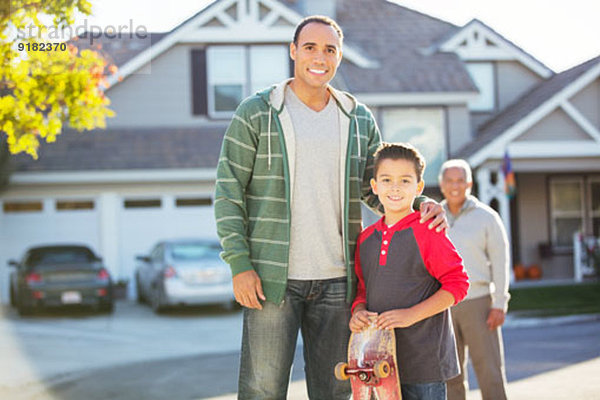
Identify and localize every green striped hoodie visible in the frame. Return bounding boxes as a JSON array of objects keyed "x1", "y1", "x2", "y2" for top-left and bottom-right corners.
[{"x1": 215, "y1": 79, "x2": 382, "y2": 304}]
